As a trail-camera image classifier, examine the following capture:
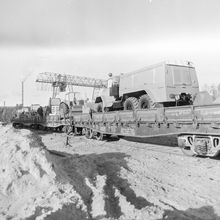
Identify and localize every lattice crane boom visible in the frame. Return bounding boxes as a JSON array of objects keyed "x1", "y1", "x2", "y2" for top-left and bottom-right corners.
[
  {"x1": 36, "y1": 72, "x2": 108, "y2": 98},
  {"x1": 36, "y1": 72, "x2": 107, "y2": 88}
]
